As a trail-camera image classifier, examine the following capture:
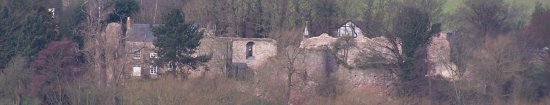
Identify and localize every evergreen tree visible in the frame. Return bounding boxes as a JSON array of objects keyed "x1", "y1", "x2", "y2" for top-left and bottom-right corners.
[
  {"x1": 311, "y1": 0, "x2": 338, "y2": 36},
  {"x1": 152, "y1": 9, "x2": 210, "y2": 76},
  {"x1": 108, "y1": 0, "x2": 139, "y2": 23},
  {"x1": 58, "y1": 1, "x2": 86, "y2": 48},
  {"x1": 0, "y1": 6, "x2": 57, "y2": 69},
  {"x1": 389, "y1": 5, "x2": 441, "y2": 94}
]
